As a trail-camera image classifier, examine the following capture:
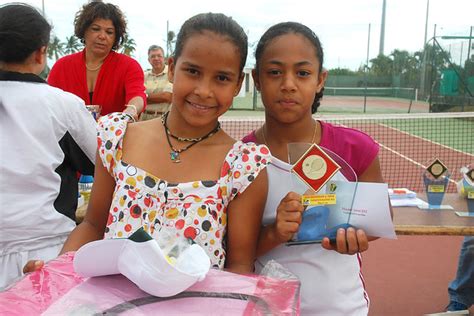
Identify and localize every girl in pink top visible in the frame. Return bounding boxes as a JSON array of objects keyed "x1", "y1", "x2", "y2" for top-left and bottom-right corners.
[{"x1": 242, "y1": 22, "x2": 386, "y2": 315}]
